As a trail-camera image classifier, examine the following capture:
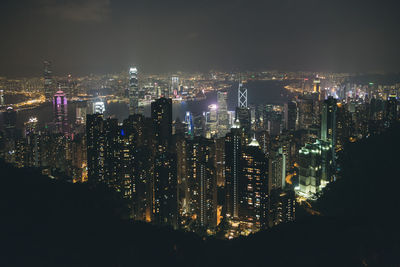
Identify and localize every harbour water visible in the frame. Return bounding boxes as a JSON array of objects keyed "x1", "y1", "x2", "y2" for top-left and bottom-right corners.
[{"x1": 0, "y1": 80, "x2": 292, "y2": 130}]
